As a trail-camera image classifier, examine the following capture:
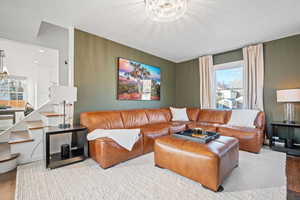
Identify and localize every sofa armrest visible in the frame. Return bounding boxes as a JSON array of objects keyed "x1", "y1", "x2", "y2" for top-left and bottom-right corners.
[{"x1": 254, "y1": 112, "x2": 266, "y2": 131}]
